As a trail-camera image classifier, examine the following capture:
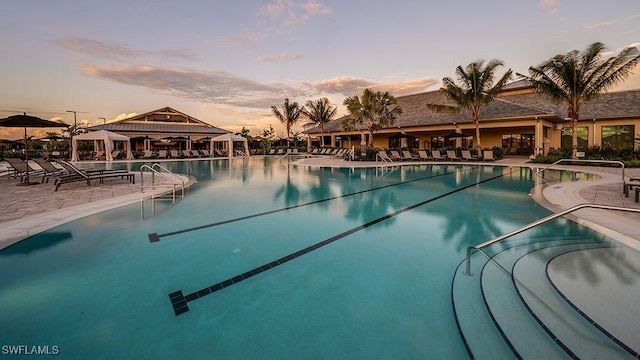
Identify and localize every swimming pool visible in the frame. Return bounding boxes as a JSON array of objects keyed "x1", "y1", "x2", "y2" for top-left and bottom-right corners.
[{"x1": 0, "y1": 158, "x2": 622, "y2": 359}]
